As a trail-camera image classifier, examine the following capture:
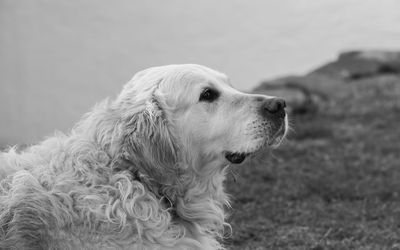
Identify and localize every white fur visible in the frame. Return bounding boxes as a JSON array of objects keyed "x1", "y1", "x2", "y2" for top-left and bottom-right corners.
[{"x1": 0, "y1": 64, "x2": 287, "y2": 250}]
